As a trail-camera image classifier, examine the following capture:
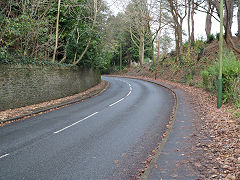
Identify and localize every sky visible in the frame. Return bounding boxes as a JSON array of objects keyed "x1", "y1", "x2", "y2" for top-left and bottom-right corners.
[{"x1": 104, "y1": 0, "x2": 238, "y2": 40}]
